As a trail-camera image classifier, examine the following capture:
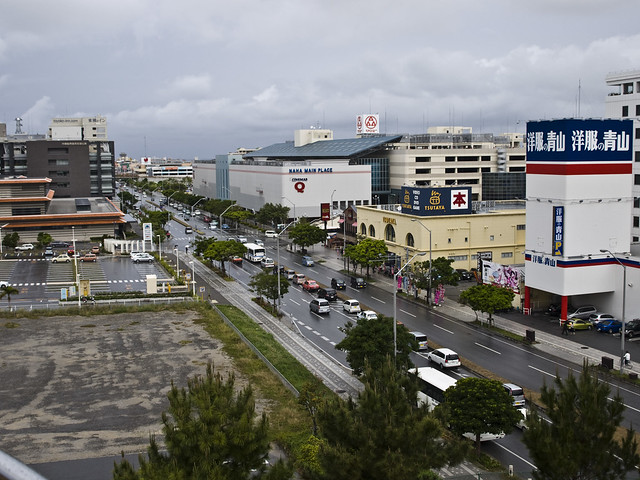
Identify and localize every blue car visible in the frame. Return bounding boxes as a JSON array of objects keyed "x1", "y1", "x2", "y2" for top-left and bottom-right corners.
[{"x1": 597, "y1": 319, "x2": 622, "y2": 334}]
